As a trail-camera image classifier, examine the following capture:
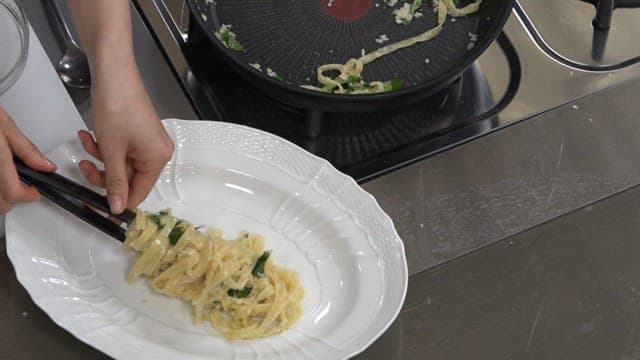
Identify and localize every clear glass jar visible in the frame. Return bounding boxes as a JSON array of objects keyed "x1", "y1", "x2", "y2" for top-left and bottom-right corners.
[{"x1": 0, "y1": 0, "x2": 29, "y2": 95}]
